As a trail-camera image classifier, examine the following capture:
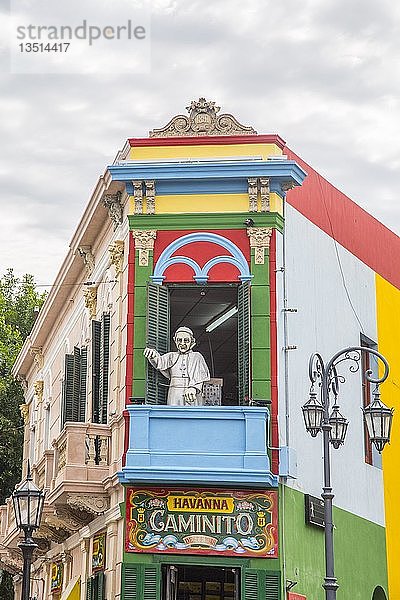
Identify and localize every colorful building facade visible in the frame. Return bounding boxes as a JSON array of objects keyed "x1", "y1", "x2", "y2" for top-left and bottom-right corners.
[{"x1": 0, "y1": 99, "x2": 398, "y2": 600}]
